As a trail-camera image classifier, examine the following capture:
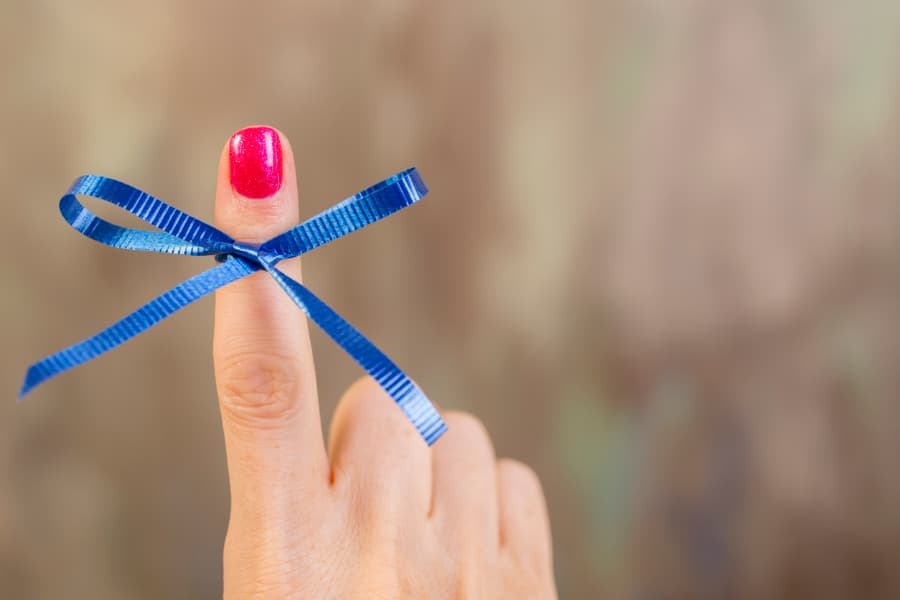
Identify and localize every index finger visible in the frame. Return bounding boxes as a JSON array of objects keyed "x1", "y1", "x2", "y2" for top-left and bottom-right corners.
[{"x1": 213, "y1": 126, "x2": 329, "y2": 518}]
